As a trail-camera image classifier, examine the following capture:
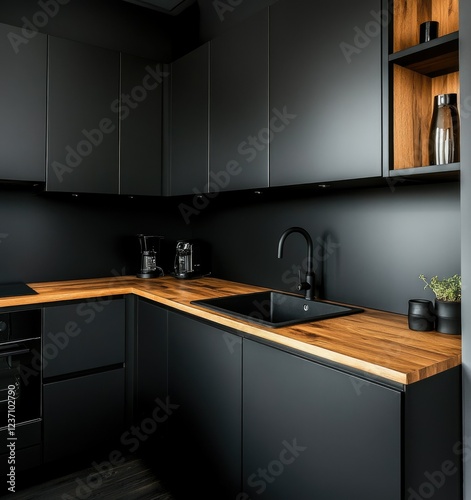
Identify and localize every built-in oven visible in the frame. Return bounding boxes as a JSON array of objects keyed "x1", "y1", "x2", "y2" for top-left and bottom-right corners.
[{"x1": 0, "y1": 308, "x2": 42, "y2": 479}]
